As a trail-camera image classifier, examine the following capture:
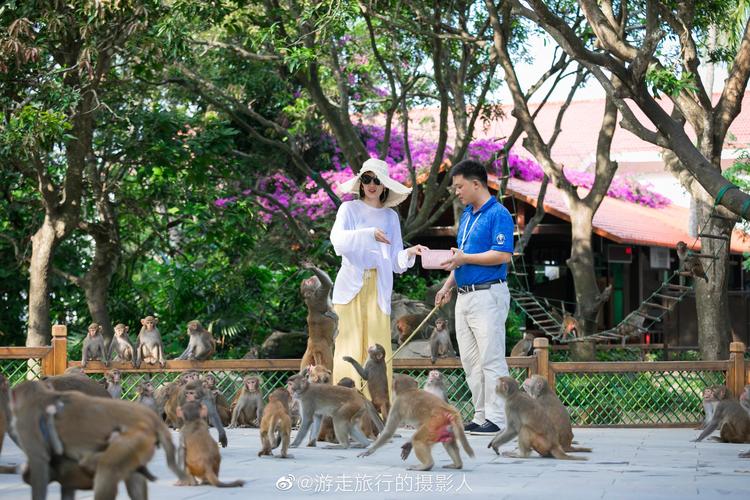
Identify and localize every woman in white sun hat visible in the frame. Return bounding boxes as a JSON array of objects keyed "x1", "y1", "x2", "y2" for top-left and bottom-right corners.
[{"x1": 330, "y1": 158, "x2": 428, "y2": 397}]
